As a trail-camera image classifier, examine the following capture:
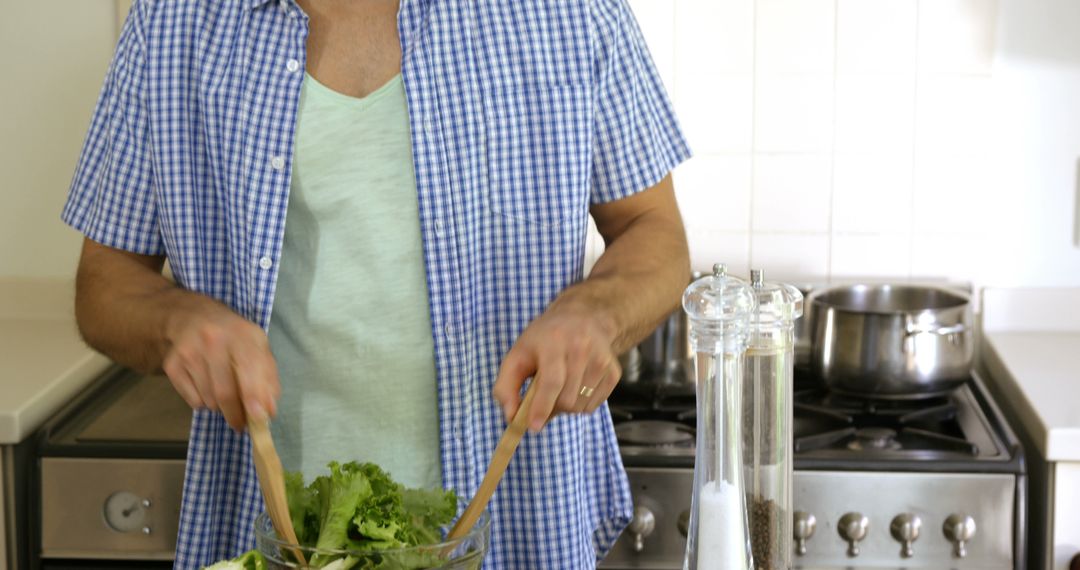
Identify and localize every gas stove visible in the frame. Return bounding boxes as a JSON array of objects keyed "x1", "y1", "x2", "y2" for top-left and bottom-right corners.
[{"x1": 600, "y1": 368, "x2": 1026, "y2": 569}]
